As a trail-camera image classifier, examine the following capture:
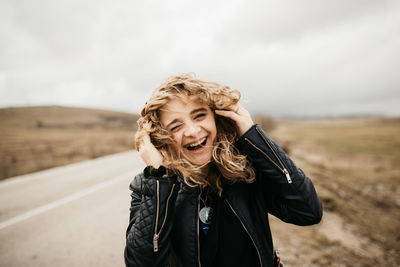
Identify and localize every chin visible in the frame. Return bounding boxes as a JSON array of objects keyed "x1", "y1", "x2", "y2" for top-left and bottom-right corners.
[{"x1": 186, "y1": 157, "x2": 212, "y2": 166}]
